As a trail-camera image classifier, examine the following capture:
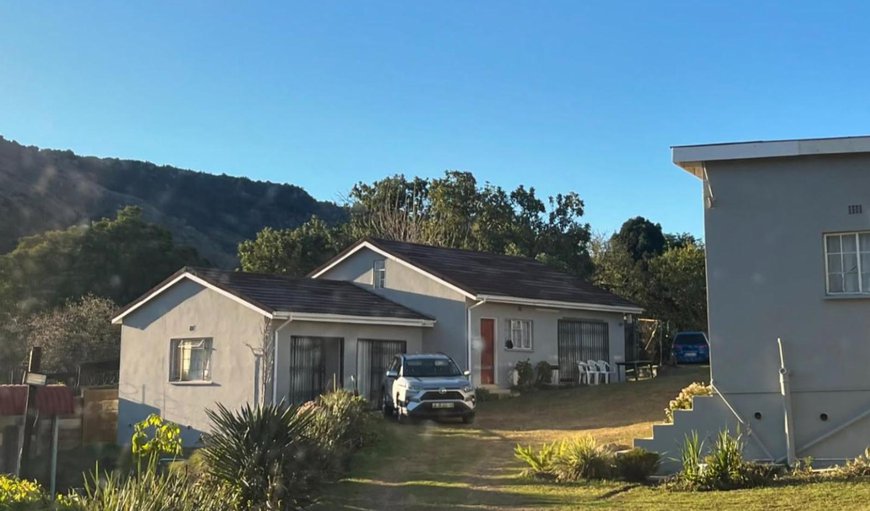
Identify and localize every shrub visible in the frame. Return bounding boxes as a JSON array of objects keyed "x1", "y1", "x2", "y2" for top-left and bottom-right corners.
[
  {"x1": 665, "y1": 382, "x2": 712, "y2": 423},
  {"x1": 534, "y1": 361, "x2": 554, "y2": 386},
  {"x1": 513, "y1": 359, "x2": 535, "y2": 389},
  {"x1": 515, "y1": 437, "x2": 614, "y2": 482},
  {"x1": 68, "y1": 462, "x2": 233, "y2": 511},
  {"x1": 131, "y1": 413, "x2": 183, "y2": 467},
  {"x1": 0, "y1": 474, "x2": 44, "y2": 505},
  {"x1": 201, "y1": 402, "x2": 325, "y2": 510},
  {"x1": 304, "y1": 390, "x2": 376, "y2": 470},
  {"x1": 552, "y1": 437, "x2": 613, "y2": 481},
  {"x1": 677, "y1": 429, "x2": 778, "y2": 491},
  {"x1": 835, "y1": 447, "x2": 870, "y2": 478},
  {"x1": 514, "y1": 442, "x2": 559, "y2": 480},
  {"x1": 615, "y1": 448, "x2": 661, "y2": 482}
]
